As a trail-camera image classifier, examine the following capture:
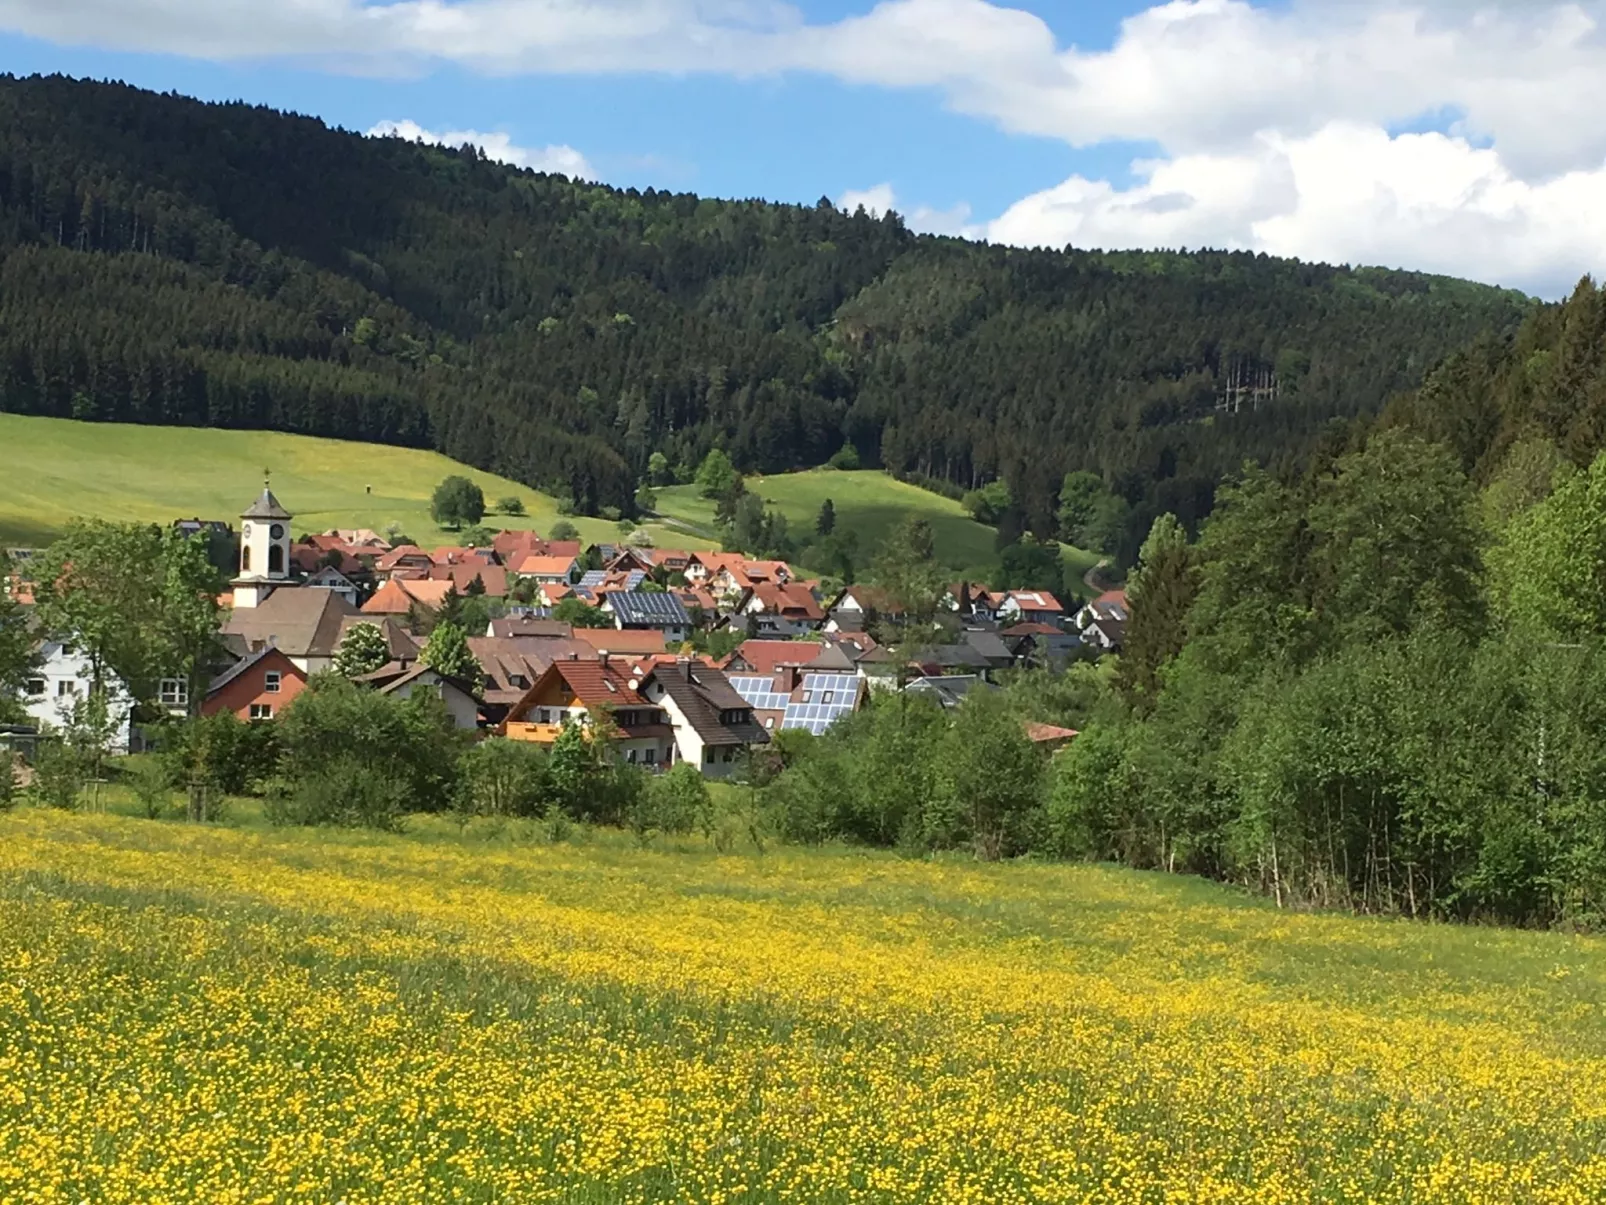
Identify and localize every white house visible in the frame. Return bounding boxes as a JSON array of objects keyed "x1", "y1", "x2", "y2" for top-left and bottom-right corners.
[
  {"x1": 20, "y1": 641, "x2": 136, "y2": 752},
  {"x1": 638, "y1": 661, "x2": 769, "y2": 779}
]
